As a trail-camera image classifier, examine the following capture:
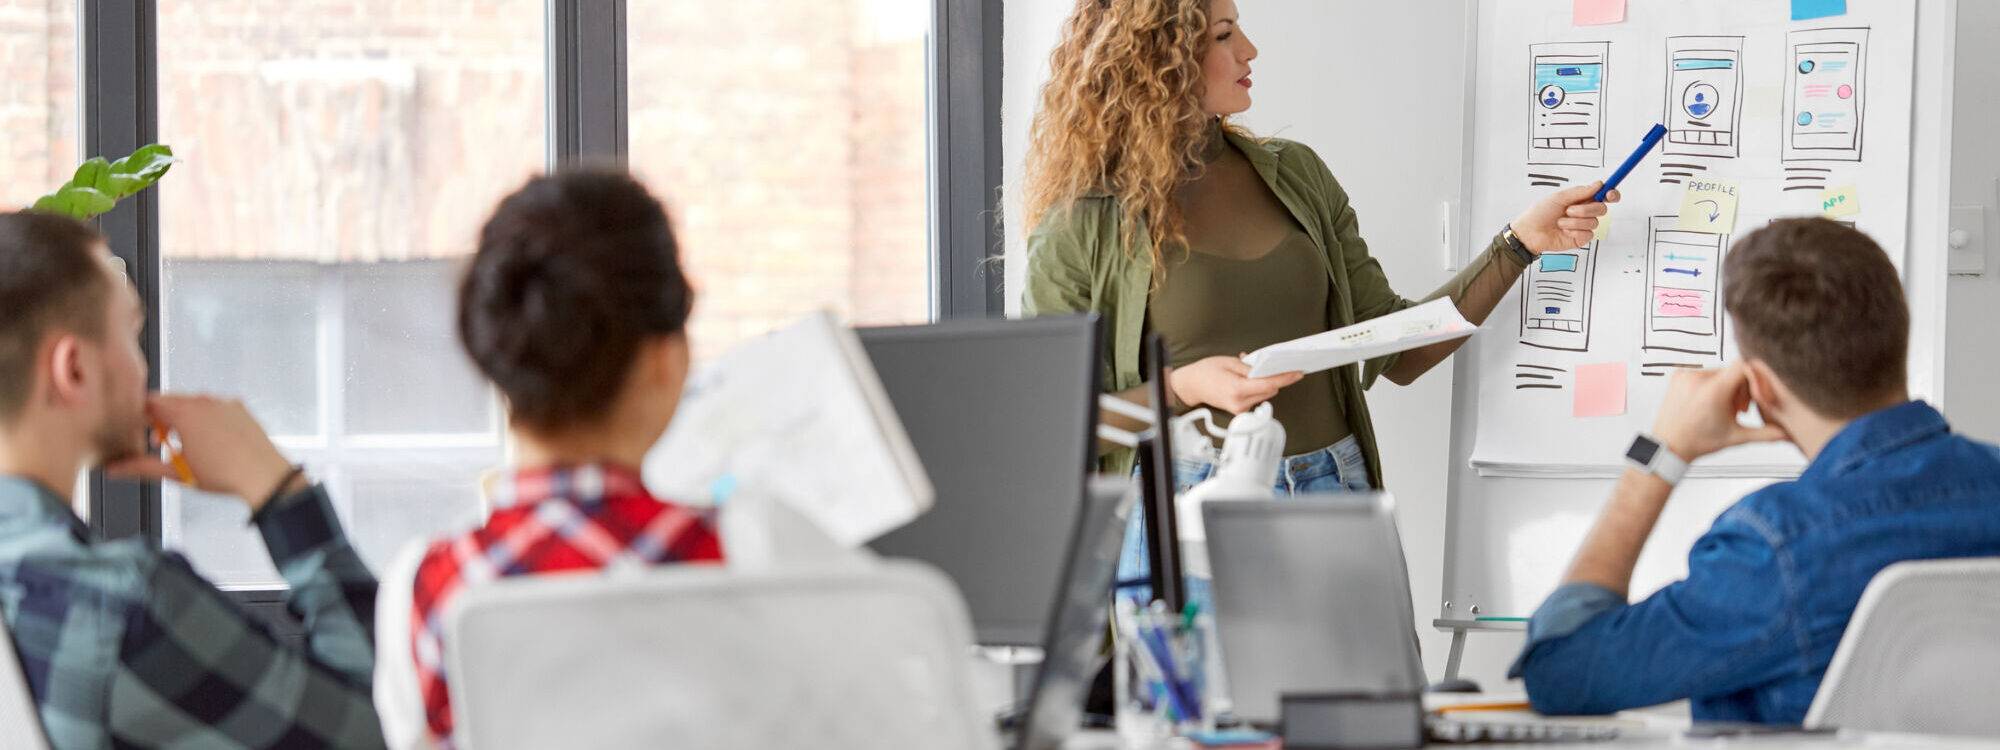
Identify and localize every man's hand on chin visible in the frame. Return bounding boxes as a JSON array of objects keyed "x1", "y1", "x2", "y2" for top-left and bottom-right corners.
[{"x1": 1653, "y1": 362, "x2": 1790, "y2": 465}]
